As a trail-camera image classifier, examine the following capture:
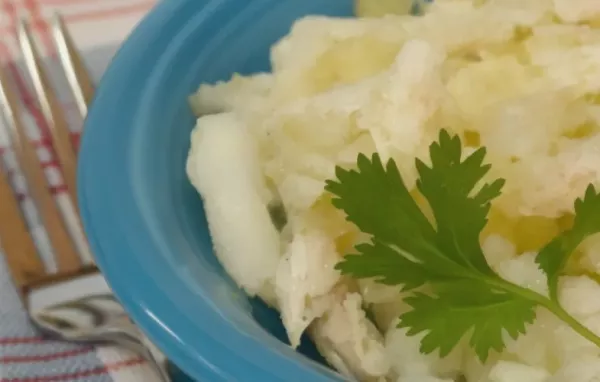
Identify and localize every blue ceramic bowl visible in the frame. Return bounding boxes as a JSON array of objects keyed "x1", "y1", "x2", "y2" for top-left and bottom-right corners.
[{"x1": 78, "y1": 0, "x2": 356, "y2": 381}]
